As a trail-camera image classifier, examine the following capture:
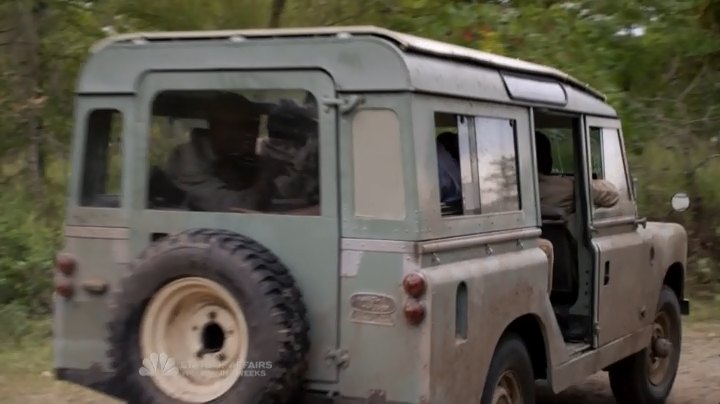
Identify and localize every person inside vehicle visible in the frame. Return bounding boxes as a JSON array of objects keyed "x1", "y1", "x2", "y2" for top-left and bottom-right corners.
[
  {"x1": 437, "y1": 131, "x2": 460, "y2": 162},
  {"x1": 165, "y1": 92, "x2": 280, "y2": 212},
  {"x1": 257, "y1": 98, "x2": 321, "y2": 215},
  {"x1": 436, "y1": 132, "x2": 462, "y2": 206},
  {"x1": 535, "y1": 131, "x2": 619, "y2": 216},
  {"x1": 535, "y1": 130, "x2": 620, "y2": 276}
]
